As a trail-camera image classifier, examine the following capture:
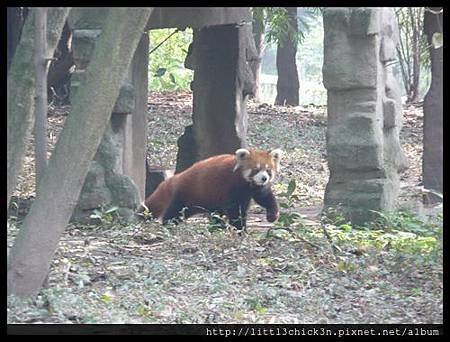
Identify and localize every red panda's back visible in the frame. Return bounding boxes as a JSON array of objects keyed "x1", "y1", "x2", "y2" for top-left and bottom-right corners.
[
  {"x1": 144, "y1": 154, "x2": 245, "y2": 218},
  {"x1": 173, "y1": 154, "x2": 243, "y2": 208}
]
